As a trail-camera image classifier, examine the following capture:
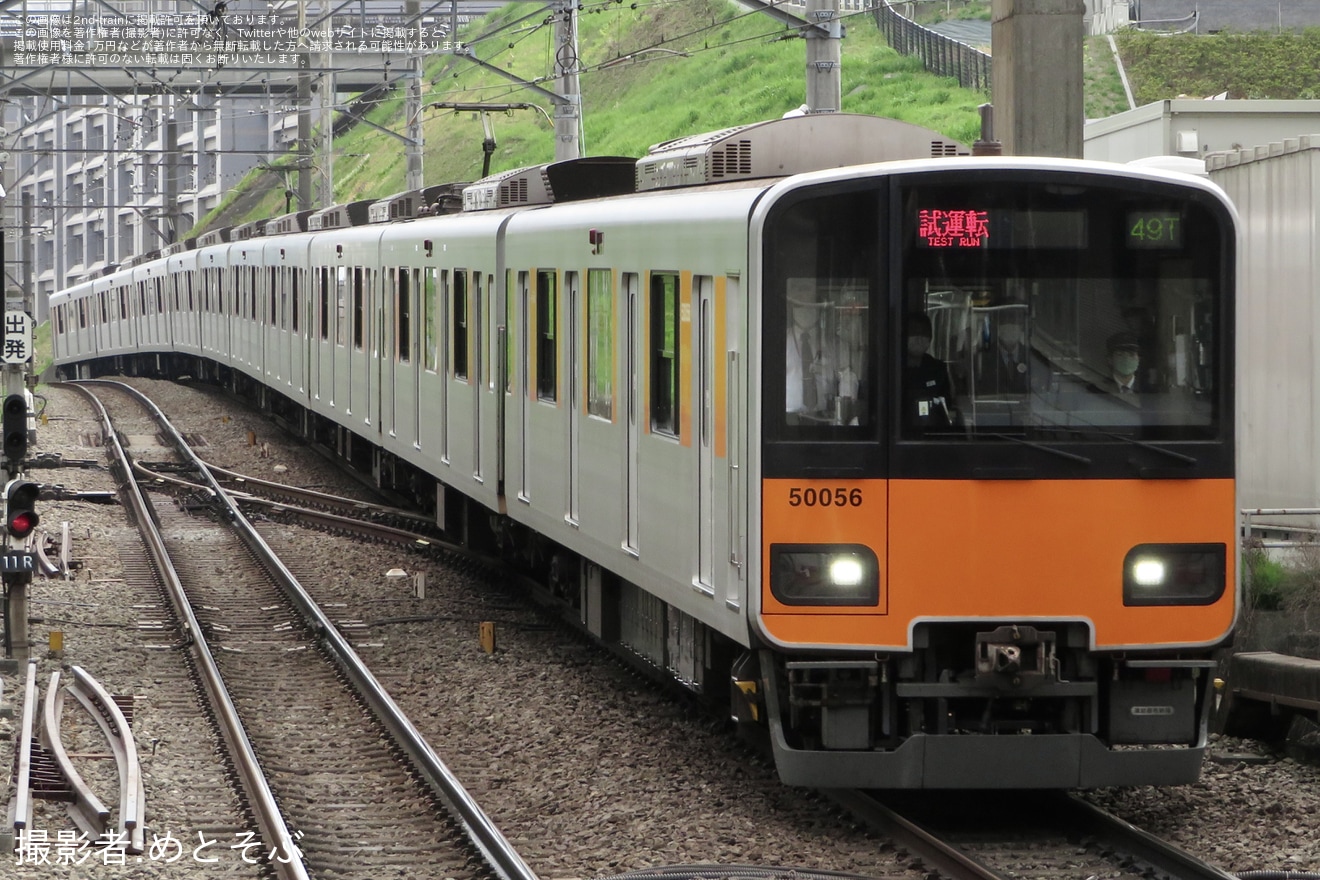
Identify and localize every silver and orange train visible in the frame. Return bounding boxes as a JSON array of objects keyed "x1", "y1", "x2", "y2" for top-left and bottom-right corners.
[{"x1": 51, "y1": 114, "x2": 1241, "y2": 788}]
